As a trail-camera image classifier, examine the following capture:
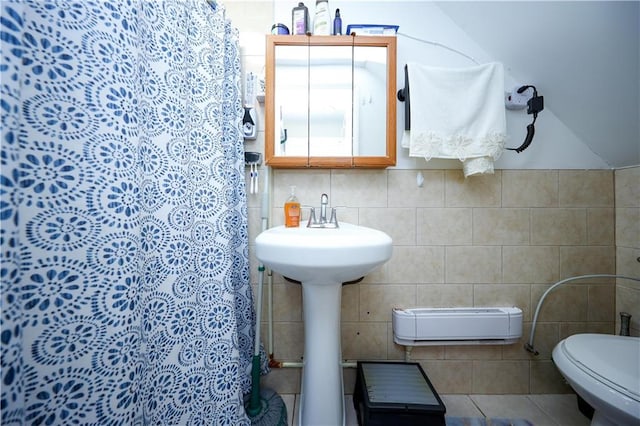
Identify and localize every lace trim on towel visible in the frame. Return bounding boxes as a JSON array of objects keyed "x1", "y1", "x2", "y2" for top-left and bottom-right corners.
[{"x1": 410, "y1": 131, "x2": 506, "y2": 162}]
